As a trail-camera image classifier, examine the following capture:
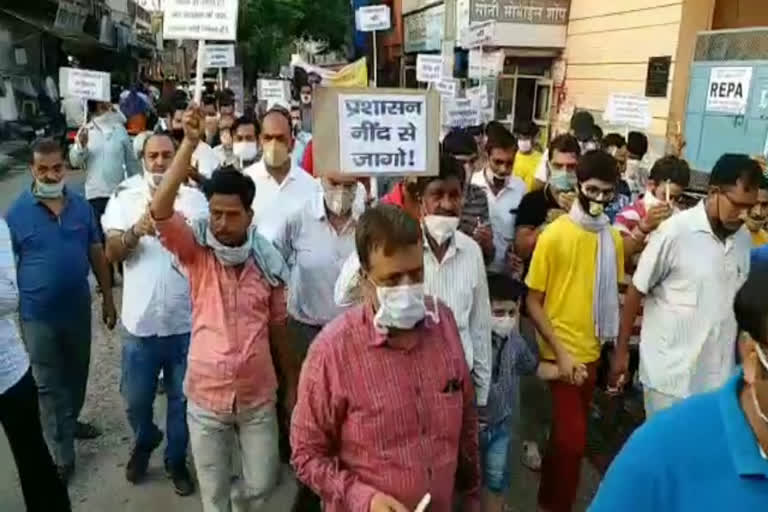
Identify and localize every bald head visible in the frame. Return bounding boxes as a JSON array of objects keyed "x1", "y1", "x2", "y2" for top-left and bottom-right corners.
[{"x1": 259, "y1": 109, "x2": 293, "y2": 150}]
